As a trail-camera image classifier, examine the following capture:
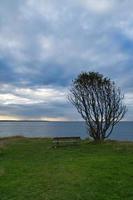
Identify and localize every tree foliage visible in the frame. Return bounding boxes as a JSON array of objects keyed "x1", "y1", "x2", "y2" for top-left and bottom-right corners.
[{"x1": 69, "y1": 72, "x2": 127, "y2": 141}]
